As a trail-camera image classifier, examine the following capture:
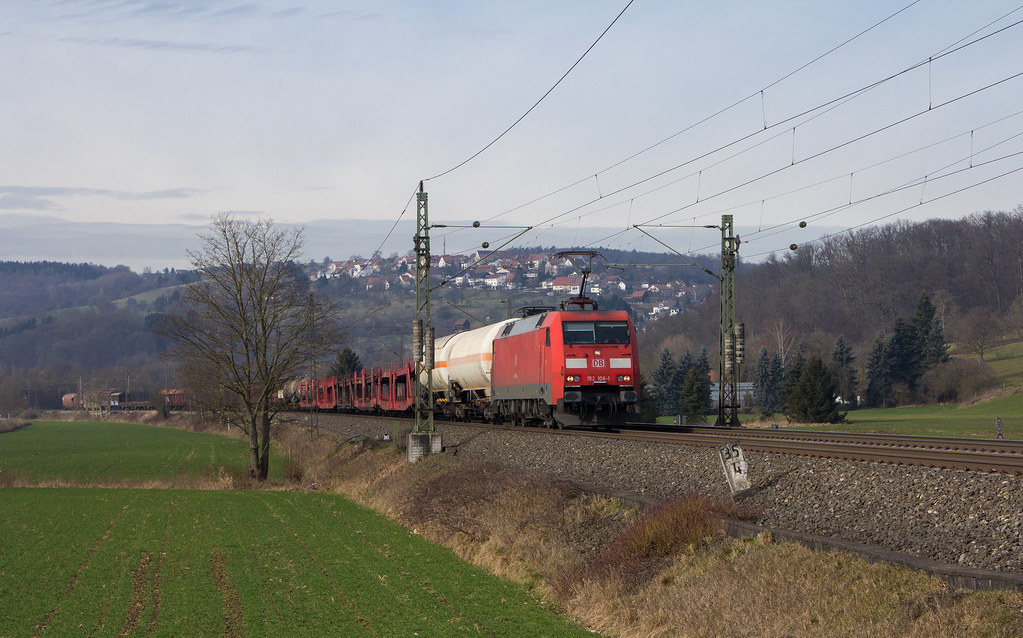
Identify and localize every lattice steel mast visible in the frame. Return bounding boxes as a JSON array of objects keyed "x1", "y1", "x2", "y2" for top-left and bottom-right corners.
[
  {"x1": 715, "y1": 214, "x2": 743, "y2": 427},
  {"x1": 412, "y1": 181, "x2": 435, "y2": 435}
]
